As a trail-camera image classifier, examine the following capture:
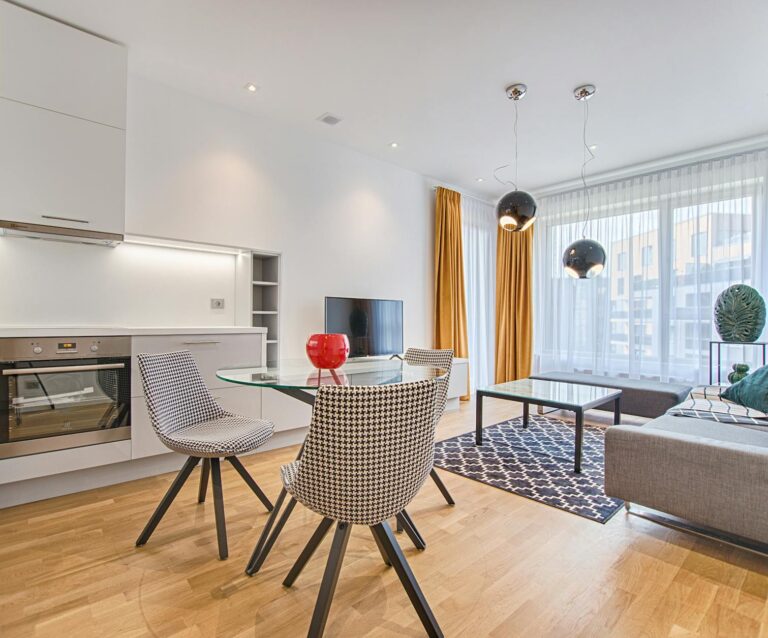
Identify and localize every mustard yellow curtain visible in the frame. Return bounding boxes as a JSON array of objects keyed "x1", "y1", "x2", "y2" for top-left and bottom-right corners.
[
  {"x1": 434, "y1": 187, "x2": 469, "y2": 399},
  {"x1": 495, "y1": 225, "x2": 533, "y2": 383}
]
